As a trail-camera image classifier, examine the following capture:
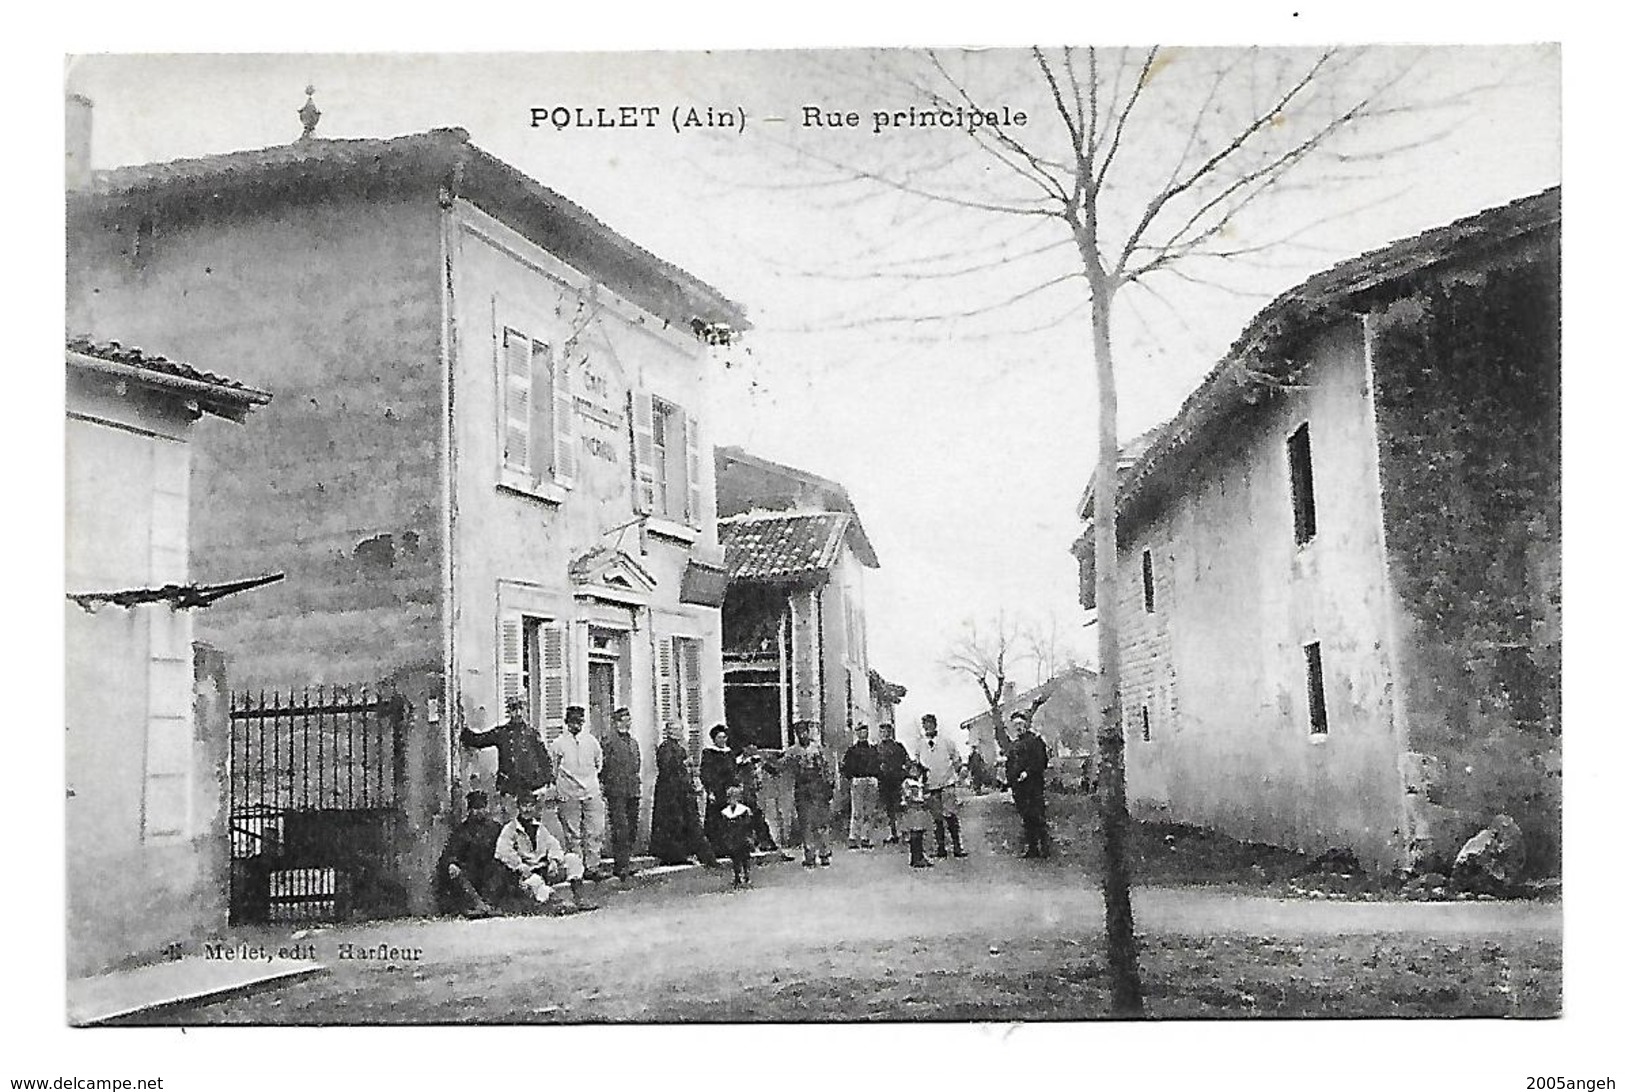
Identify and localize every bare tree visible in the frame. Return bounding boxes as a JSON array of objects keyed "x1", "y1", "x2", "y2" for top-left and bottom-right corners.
[
  {"x1": 750, "y1": 45, "x2": 1467, "y2": 1015},
  {"x1": 1022, "y1": 612, "x2": 1082, "y2": 684},
  {"x1": 941, "y1": 613, "x2": 1021, "y2": 756}
]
